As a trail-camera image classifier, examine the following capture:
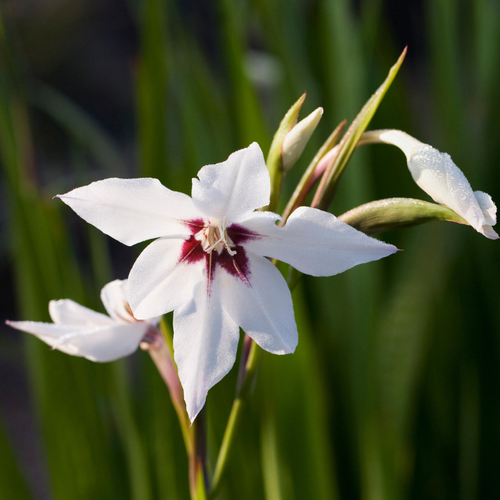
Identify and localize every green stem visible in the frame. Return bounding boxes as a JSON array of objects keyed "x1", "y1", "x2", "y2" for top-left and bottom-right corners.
[
  {"x1": 209, "y1": 339, "x2": 262, "y2": 498},
  {"x1": 268, "y1": 165, "x2": 284, "y2": 214},
  {"x1": 189, "y1": 406, "x2": 208, "y2": 500}
]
